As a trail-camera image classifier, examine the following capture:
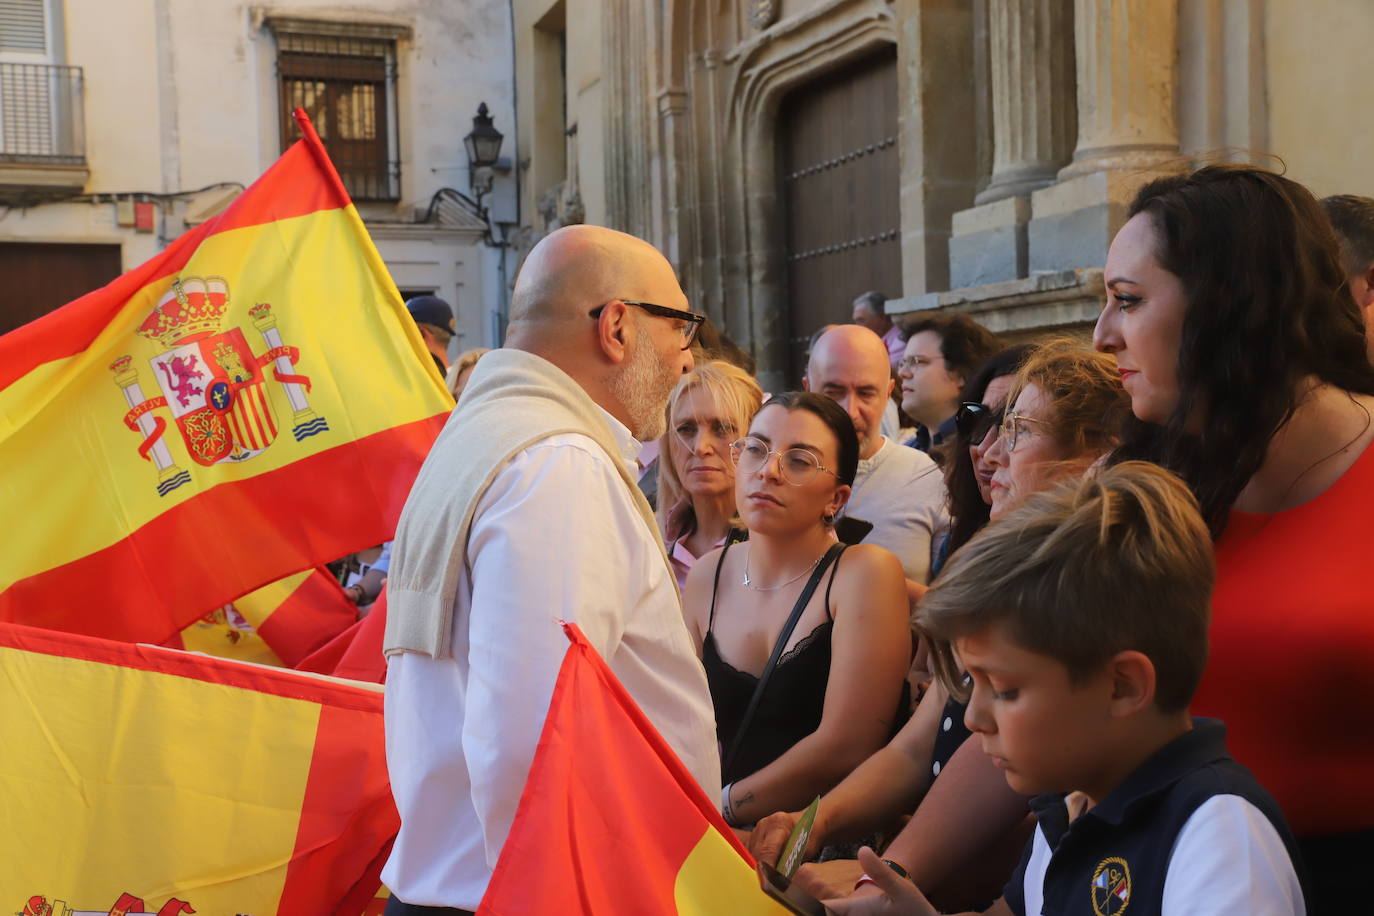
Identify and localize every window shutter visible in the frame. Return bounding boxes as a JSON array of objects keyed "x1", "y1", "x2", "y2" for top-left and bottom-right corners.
[{"x1": 0, "y1": 0, "x2": 46, "y2": 53}]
